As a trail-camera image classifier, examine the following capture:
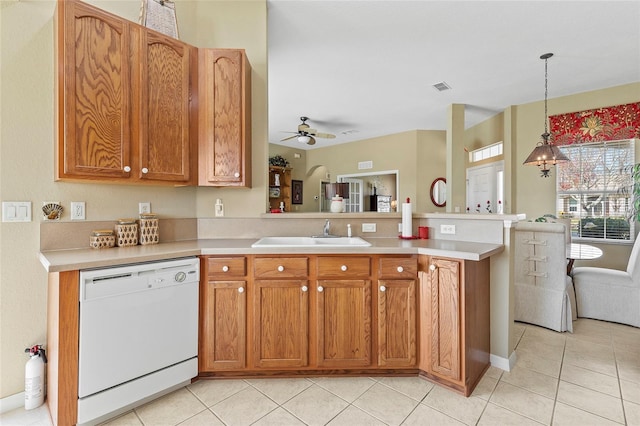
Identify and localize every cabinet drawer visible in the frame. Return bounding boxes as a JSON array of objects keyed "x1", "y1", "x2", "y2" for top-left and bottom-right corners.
[
  {"x1": 207, "y1": 257, "x2": 247, "y2": 277},
  {"x1": 378, "y1": 257, "x2": 418, "y2": 278},
  {"x1": 316, "y1": 256, "x2": 371, "y2": 278},
  {"x1": 254, "y1": 257, "x2": 308, "y2": 278}
]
